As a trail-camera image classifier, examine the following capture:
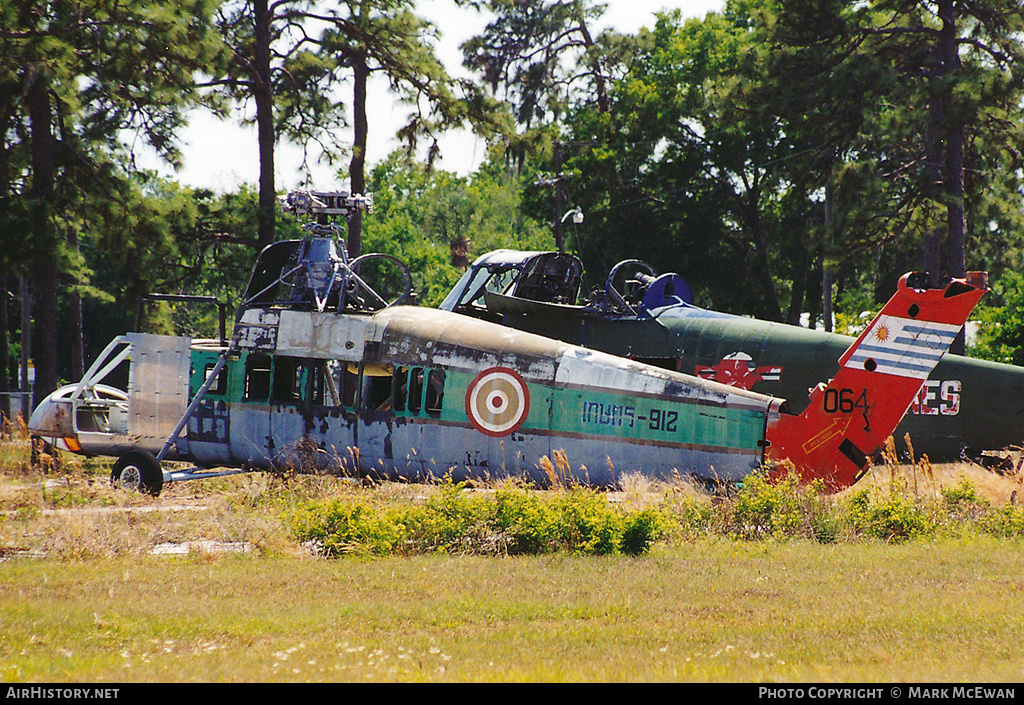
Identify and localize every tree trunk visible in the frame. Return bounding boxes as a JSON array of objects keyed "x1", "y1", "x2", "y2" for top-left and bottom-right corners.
[
  {"x1": 571, "y1": 1, "x2": 609, "y2": 115},
  {"x1": 19, "y1": 277, "x2": 32, "y2": 420},
  {"x1": 553, "y1": 141, "x2": 564, "y2": 253},
  {"x1": 822, "y1": 180, "x2": 834, "y2": 332},
  {"x1": 68, "y1": 226, "x2": 84, "y2": 380},
  {"x1": 27, "y1": 67, "x2": 59, "y2": 401},
  {"x1": 786, "y1": 242, "x2": 808, "y2": 327},
  {"x1": 0, "y1": 275, "x2": 9, "y2": 425},
  {"x1": 745, "y1": 191, "x2": 783, "y2": 322},
  {"x1": 254, "y1": 0, "x2": 276, "y2": 250},
  {"x1": 937, "y1": 0, "x2": 967, "y2": 354},
  {"x1": 348, "y1": 55, "x2": 369, "y2": 259}
]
